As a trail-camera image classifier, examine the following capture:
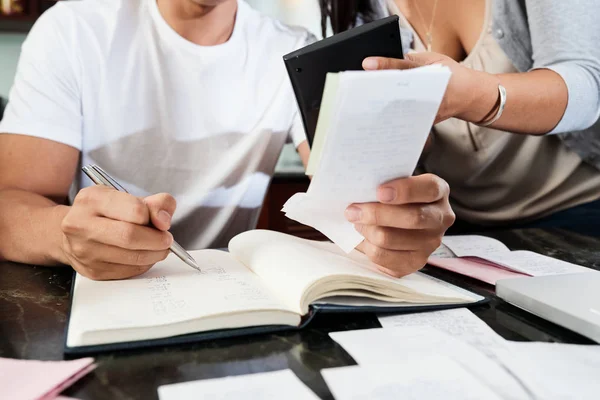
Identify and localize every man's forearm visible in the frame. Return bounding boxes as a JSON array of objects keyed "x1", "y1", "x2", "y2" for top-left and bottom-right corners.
[{"x1": 0, "y1": 189, "x2": 69, "y2": 266}]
